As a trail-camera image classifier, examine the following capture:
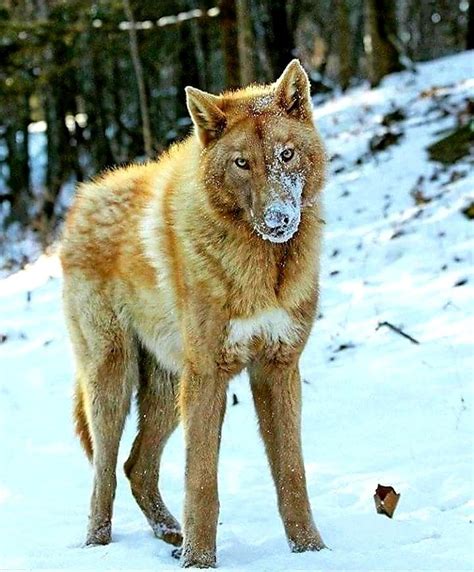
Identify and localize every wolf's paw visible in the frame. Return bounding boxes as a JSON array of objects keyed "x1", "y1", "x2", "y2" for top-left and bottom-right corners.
[
  {"x1": 180, "y1": 545, "x2": 216, "y2": 568},
  {"x1": 289, "y1": 530, "x2": 326, "y2": 553},
  {"x1": 162, "y1": 528, "x2": 183, "y2": 547},
  {"x1": 85, "y1": 522, "x2": 112, "y2": 546},
  {"x1": 152, "y1": 520, "x2": 183, "y2": 547}
]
